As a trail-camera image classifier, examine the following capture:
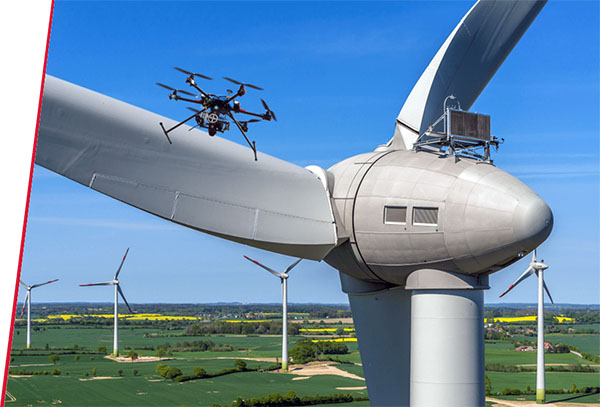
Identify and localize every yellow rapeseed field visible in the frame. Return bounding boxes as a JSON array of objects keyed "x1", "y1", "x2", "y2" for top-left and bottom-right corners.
[
  {"x1": 299, "y1": 328, "x2": 355, "y2": 332},
  {"x1": 28, "y1": 313, "x2": 202, "y2": 322},
  {"x1": 484, "y1": 316, "x2": 574, "y2": 323}
]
